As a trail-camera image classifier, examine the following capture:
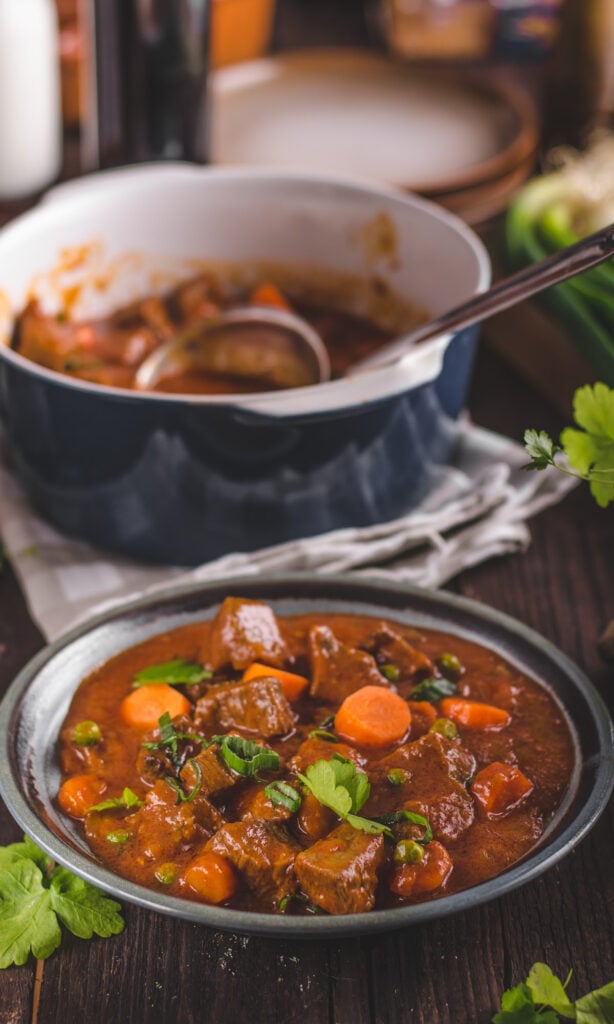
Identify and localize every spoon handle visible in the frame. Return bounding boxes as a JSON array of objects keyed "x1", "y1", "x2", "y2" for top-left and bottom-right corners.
[{"x1": 353, "y1": 221, "x2": 614, "y2": 373}]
